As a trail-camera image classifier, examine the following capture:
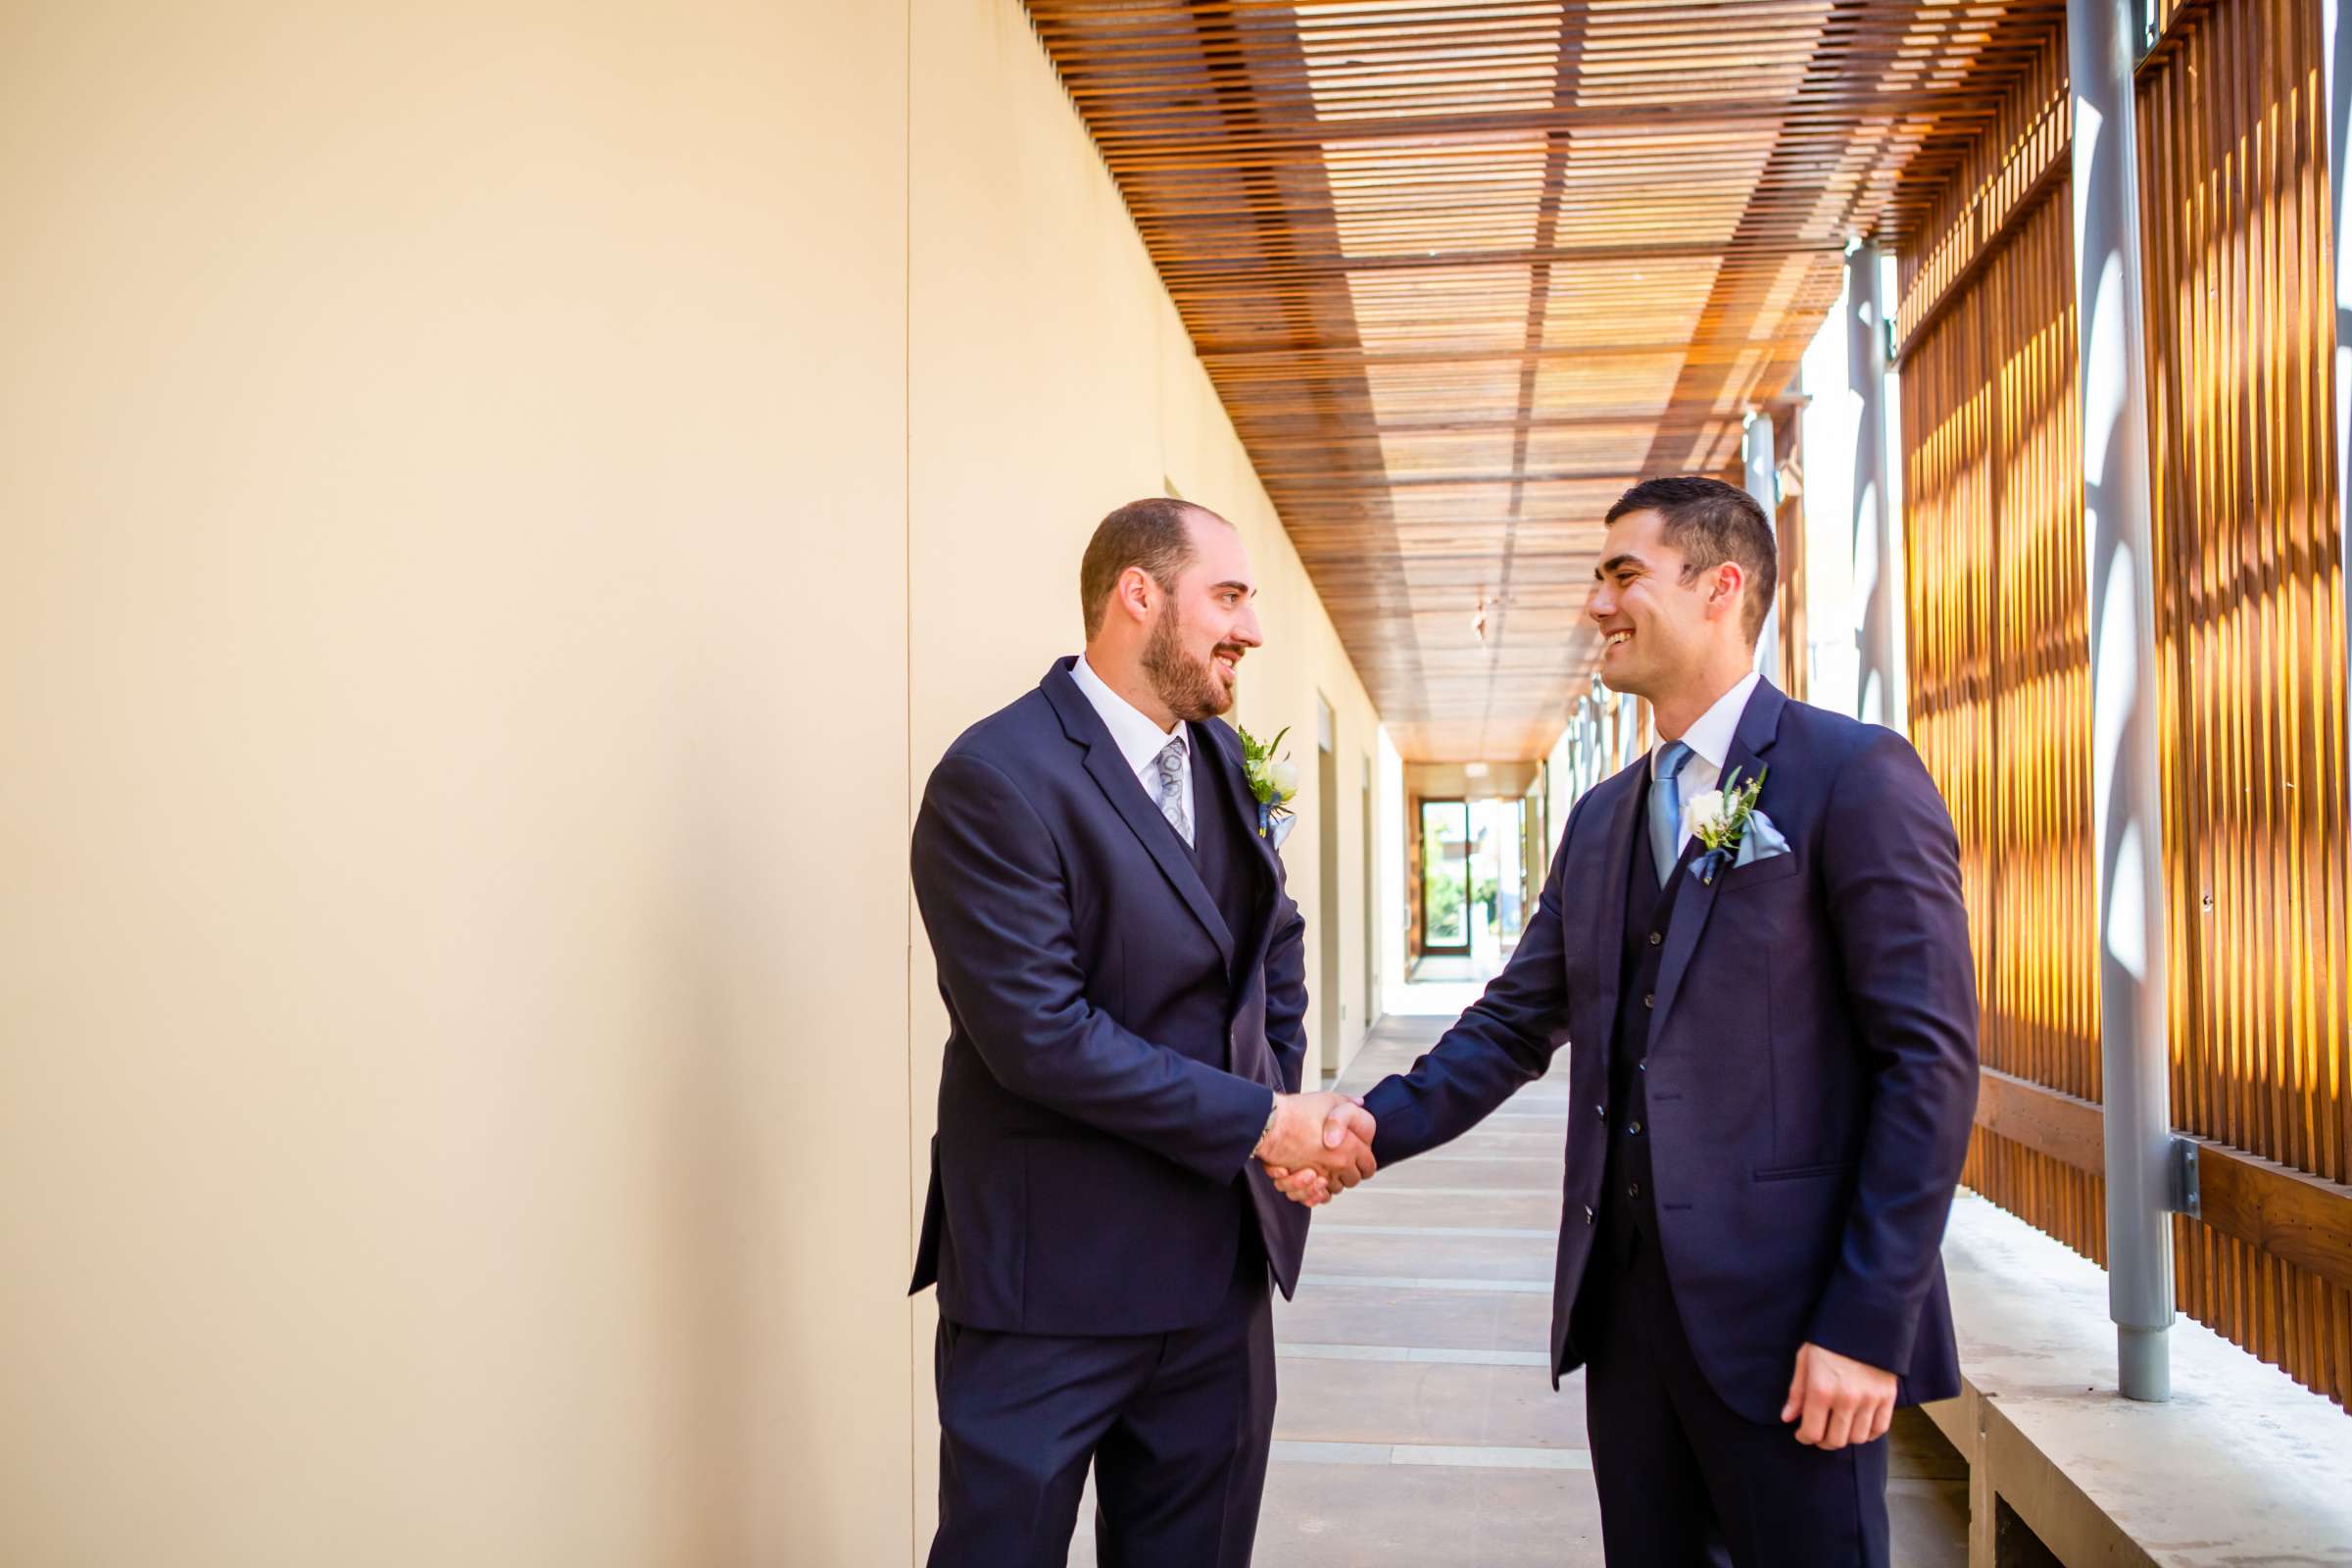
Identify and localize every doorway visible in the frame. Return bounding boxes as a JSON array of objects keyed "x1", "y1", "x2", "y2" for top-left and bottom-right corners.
[
  {"x1": 1417, "y1": 798, "x2": 1472, "y2": 959},
  {"x1": 1317, "y1": 696, "x2": 1342, "y2": 1079},
  {"x1": 1412, "y1": 794, "x2": 1530, "y2": 978},
  {"x1": 1361, "y1": 752, "x2": 1378, "y2": 1034}
]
